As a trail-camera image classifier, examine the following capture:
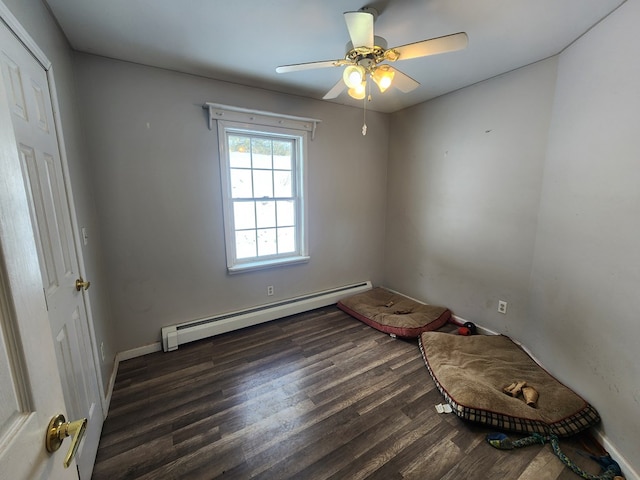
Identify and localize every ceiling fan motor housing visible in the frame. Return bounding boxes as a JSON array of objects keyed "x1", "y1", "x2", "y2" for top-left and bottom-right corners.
[{"x1": 345, "y1": 36, "x2": 388, "y2": 69}]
